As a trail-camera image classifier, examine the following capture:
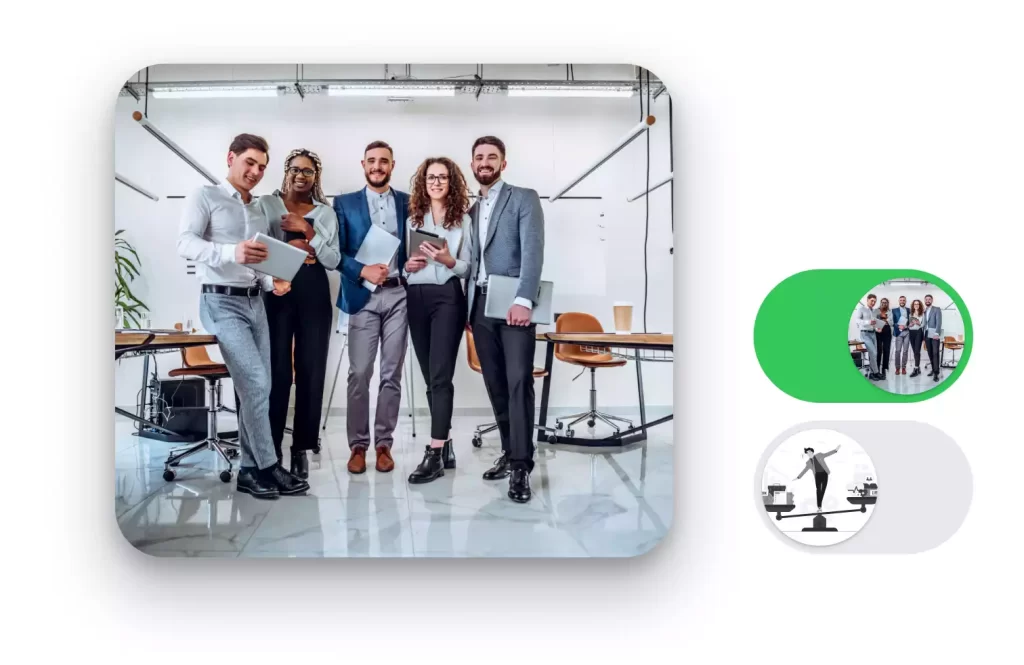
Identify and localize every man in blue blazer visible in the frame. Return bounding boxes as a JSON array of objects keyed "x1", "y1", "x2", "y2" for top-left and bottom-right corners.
[{"x1": 334, "y1": 140, "x2": 411, "y2": 475}]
